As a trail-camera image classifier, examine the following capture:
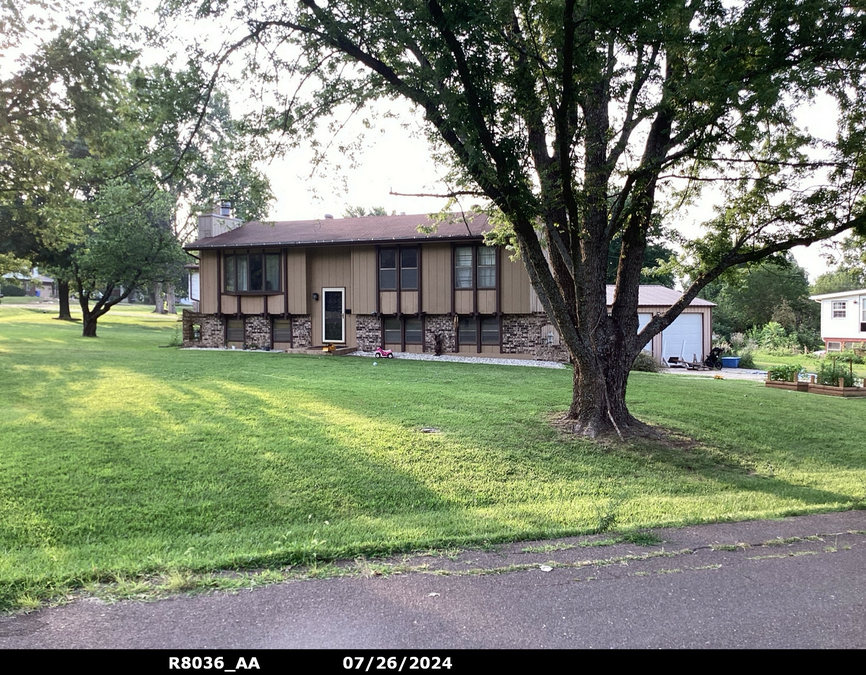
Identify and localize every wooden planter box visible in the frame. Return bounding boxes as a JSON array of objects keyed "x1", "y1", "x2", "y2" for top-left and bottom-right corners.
[
  {"x1": 807, "y1": 383, "x2": 866, "y2": 397},
  {"x1": 765, "y1": 379, "x2": 809, "y2": 392}
]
